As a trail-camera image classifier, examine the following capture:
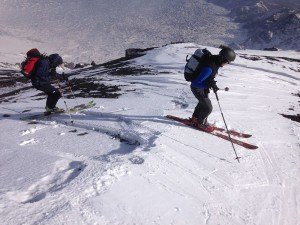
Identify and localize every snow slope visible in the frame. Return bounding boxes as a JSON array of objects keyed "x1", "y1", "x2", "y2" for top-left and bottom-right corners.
[
  {"x1": 0, "y1": 43, "x2": 299, "y2": 225},
  {"x1": 0, "y1": 0, "x2": 244, "y2": 64}
]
